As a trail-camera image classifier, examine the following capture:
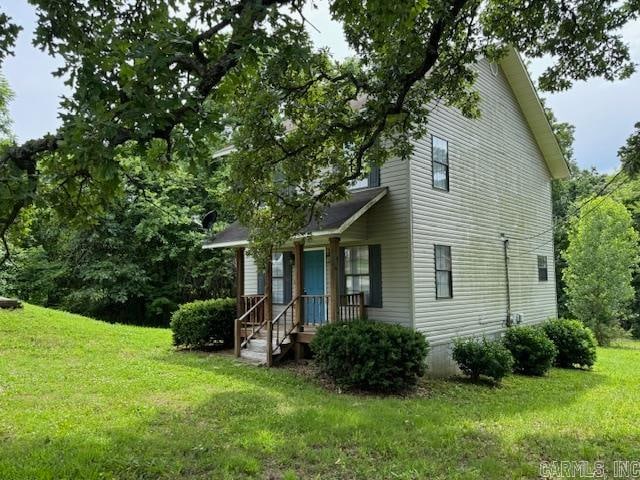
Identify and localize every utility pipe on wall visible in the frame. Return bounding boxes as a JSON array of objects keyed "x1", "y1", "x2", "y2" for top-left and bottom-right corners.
[{"x1": 501, "y1": 234, "x2": 512, "y2": 327}]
